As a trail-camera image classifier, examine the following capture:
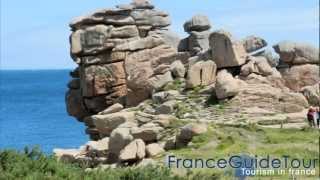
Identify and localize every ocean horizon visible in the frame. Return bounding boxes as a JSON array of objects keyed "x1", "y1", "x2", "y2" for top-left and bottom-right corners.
[{"x1": 0, "y1": 69, "x2": 88, "y2": 154}]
